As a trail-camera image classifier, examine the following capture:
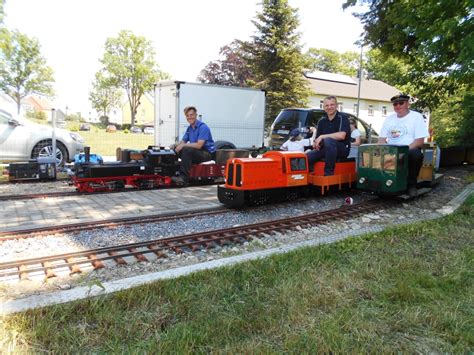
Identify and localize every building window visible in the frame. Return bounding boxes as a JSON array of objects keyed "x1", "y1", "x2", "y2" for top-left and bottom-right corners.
[
  {"x1": 338, "y1": 102, "x2": 344, "y2": 112},
  {"x1": 382, "y1": 106, "x2": 387, "y2": 116},
  {"x1": 353, "y1": 103, "x2": 358, "y2": 114},
  {"x1": 368, "y1": 105, "x2": 374, "y2": 116},
  {"x1": 319, "y1": 100, "x2": 323, "y2": 109}
]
